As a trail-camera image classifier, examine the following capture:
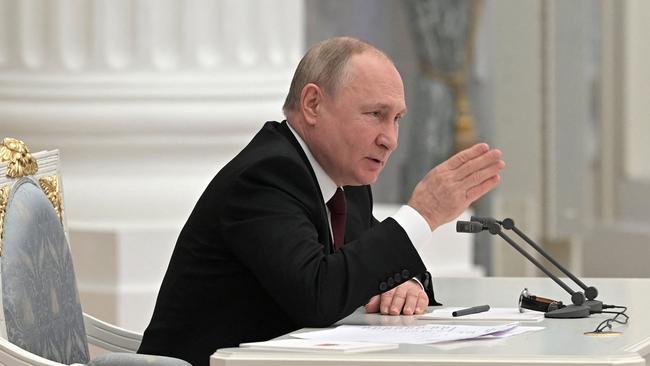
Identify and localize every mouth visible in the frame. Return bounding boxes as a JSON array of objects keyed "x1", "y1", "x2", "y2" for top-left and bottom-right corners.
[{"x1": 367, "y1": 157, "x2": 384, "y2": 166}]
